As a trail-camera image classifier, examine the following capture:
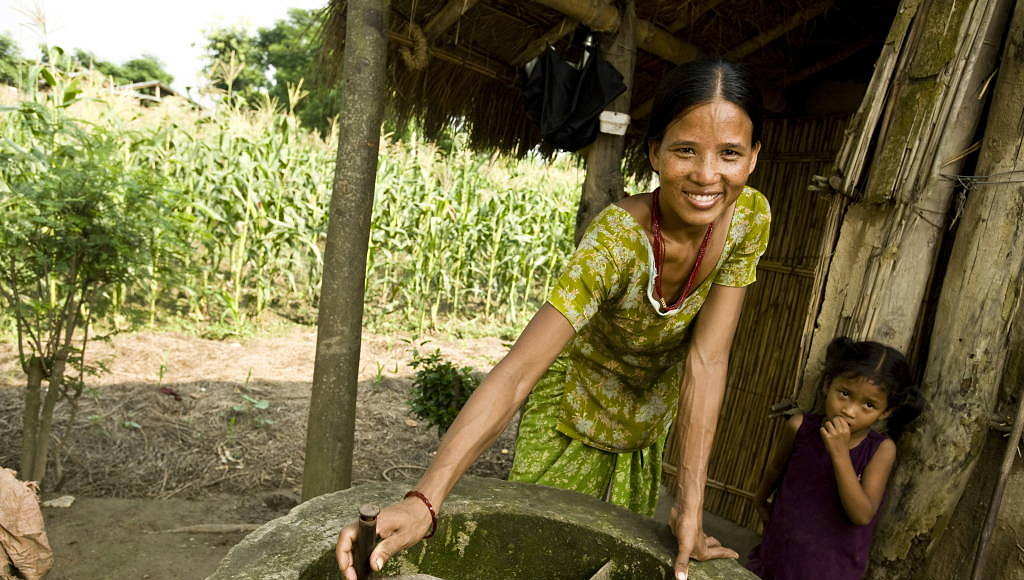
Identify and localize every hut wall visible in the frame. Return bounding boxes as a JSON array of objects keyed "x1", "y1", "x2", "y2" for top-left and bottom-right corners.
[{"x1": 662, "y1": 115, "x2": 849, "y2": 530}]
